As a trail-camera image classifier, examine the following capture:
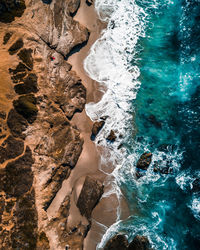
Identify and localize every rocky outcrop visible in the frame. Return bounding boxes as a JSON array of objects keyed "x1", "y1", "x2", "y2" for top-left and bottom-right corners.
[
  {"x1": 192, "y1": 178, "x2": 200, "y2": 193},
  {"x1": 77, "y1": 176, "x2": 104, "y2": 219},
  {"x1": 91, "y1": 120, "x2": 105, "y2": 140},
  {"x1": 104, "y1": 234, "x2": 150, "y2": 250},
  {"x1": 136, "y1": 152, "x2": 152, "y2": 170},
  {"x1": 107, "y1": 130, "x2": 117, "y2": 142}
]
